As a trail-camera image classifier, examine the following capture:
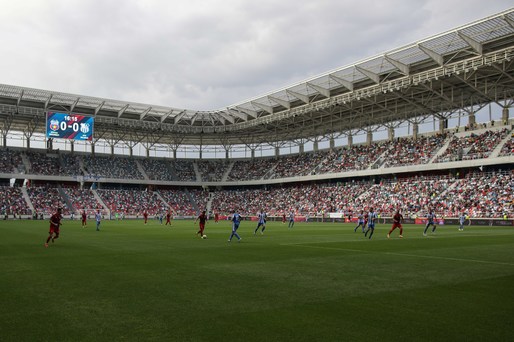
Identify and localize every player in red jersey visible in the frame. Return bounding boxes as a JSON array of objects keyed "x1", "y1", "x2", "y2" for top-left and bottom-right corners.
[
  {"x1": 195, "y1": 210, "x2": 207, "y2": 237},
  {"x1": 81, "y1": 209, "x2": 87, "y2": 228},
  {"x1": 282, "y1": 213, "x2": 286, "y2": 224},
  {"x1": 214, "y1": 212, "x2": 219, "y2": 224},
  {"x1": 387, "y1": 210, "x2": 404, "y2": 238},
  {"x1": 45, "y1": 208, "x2": 63, "y2": 247},
  {"x1": 165, "y1": 211, "x2": 172, "y2": 226},
  {"x1": 143, "y1": 211, "x2": 148, "y2": 225}
]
